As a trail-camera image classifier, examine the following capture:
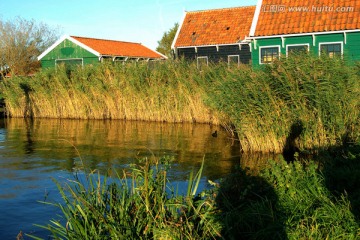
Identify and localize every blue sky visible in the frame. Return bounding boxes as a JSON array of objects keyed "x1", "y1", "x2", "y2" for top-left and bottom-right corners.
[{"x1": 0, "y1": 0, "x2": 257, "y2": 50}]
